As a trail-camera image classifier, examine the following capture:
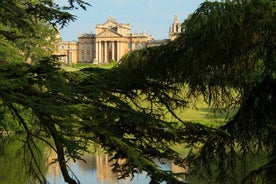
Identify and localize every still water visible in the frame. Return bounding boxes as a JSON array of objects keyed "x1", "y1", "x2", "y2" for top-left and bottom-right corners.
[
  {"x1": 0, "y1": 136, "x2": 186, "y2": 184},
  {"x1": 46, "y1": 152, "x2": 182, "y2": 184},
  {"x1": 0, "y1": 136, "x2": 267, "y2": 184}
]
